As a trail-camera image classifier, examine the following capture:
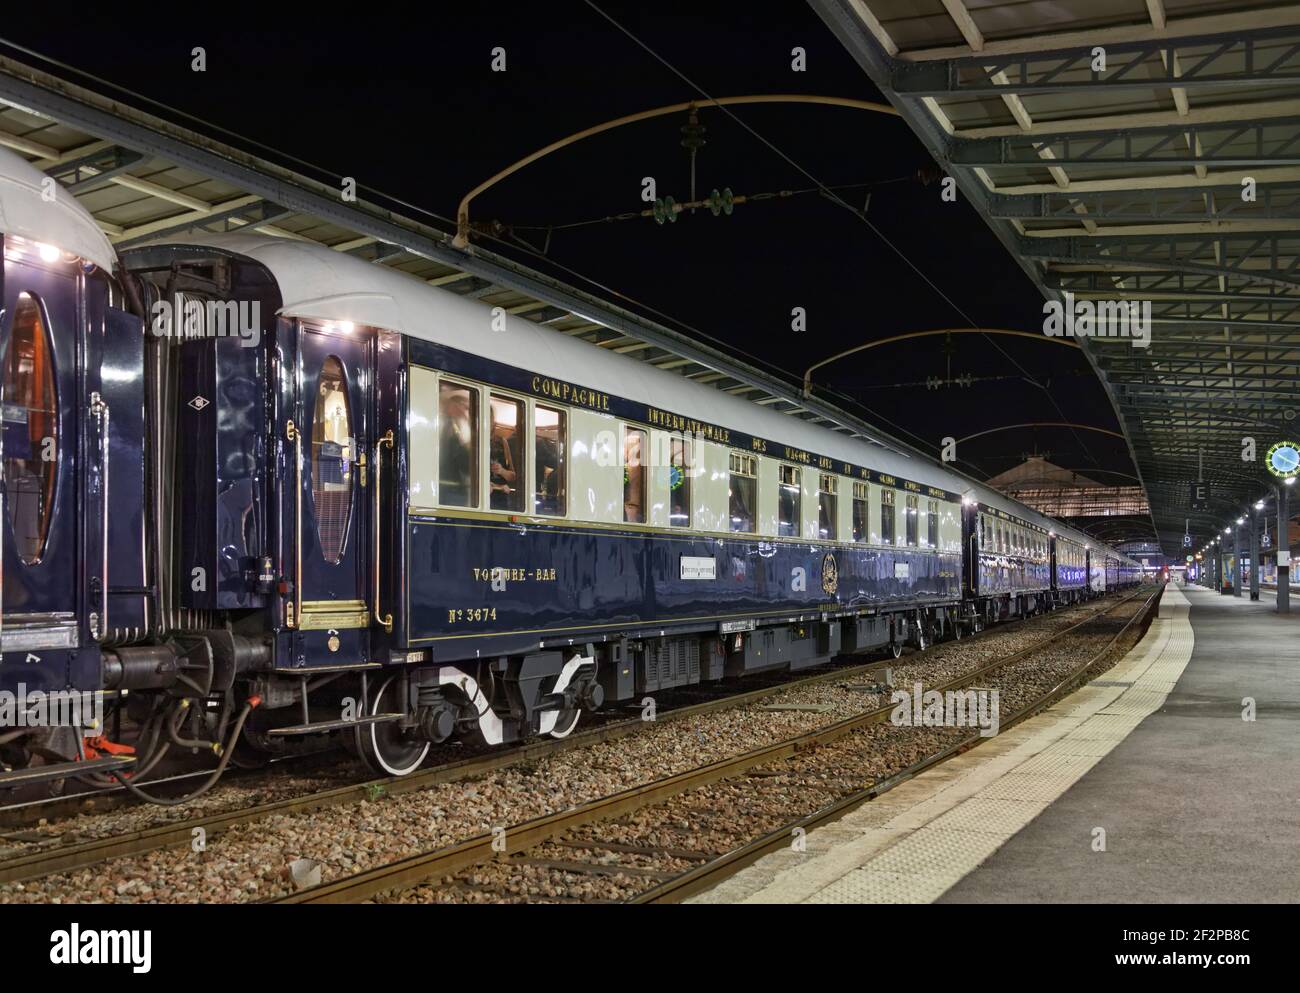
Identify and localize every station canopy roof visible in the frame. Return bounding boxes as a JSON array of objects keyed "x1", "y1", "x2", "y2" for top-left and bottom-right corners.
[{"x1": 811, "y1": 0, "x2": 1300, "y2": 554}]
